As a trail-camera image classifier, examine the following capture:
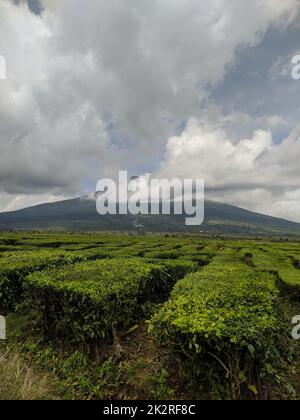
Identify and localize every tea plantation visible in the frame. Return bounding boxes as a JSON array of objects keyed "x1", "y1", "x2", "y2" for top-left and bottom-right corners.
[{"x1": 1, "y1": 232, "x2": 300, "y2": 399}]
